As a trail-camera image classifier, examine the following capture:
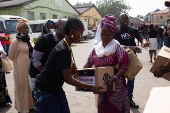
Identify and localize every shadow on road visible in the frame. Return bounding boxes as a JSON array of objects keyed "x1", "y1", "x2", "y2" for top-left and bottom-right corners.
[
  {"x1": 78, "y1": 41, "x2": 89, "y2": 44},
  {"x1": 0, "y1": 105, "x2": 12, "y2": 113}
]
